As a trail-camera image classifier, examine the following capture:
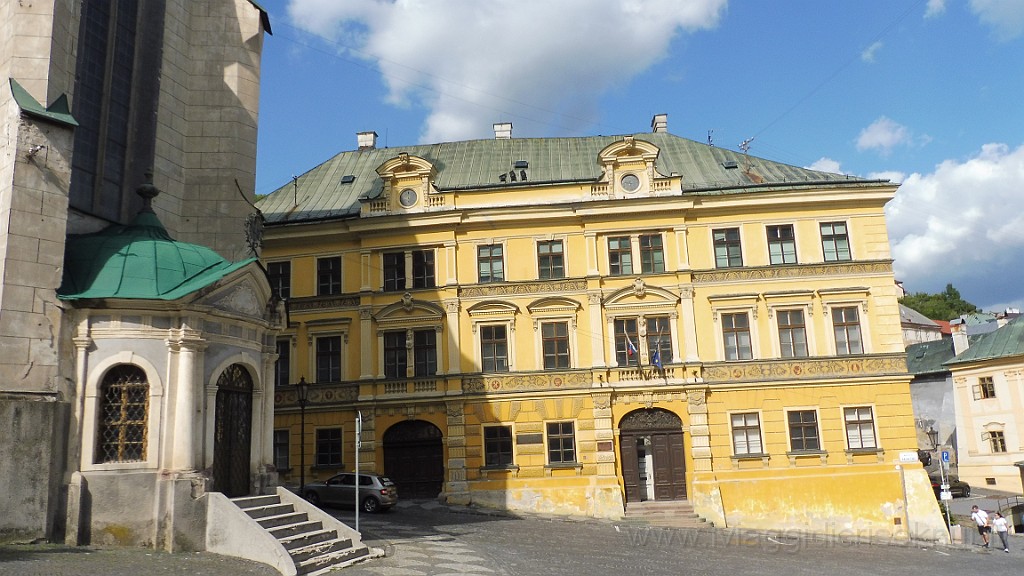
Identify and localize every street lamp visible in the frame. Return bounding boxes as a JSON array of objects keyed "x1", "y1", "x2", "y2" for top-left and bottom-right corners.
[
  {"x1": 926, "y1": 426, "x2": 939, "y2": 451},
  {"x1": 296, "y1": 377, "x2": 310, "y2": 491}
]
